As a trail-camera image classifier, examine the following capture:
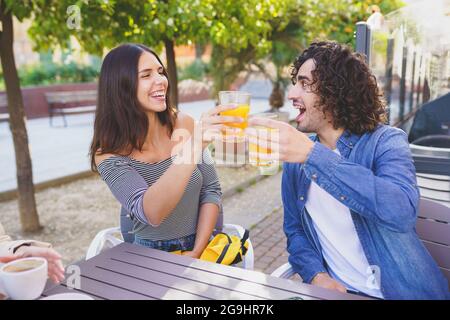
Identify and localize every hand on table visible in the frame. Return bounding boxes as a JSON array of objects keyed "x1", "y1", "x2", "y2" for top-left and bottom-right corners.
[
  {"x1": 12, "y1": 246, "x2": 65, "y2": 284},
  {"x1": 311, "y1": 272, "x2": 347, "y2": 293}
]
